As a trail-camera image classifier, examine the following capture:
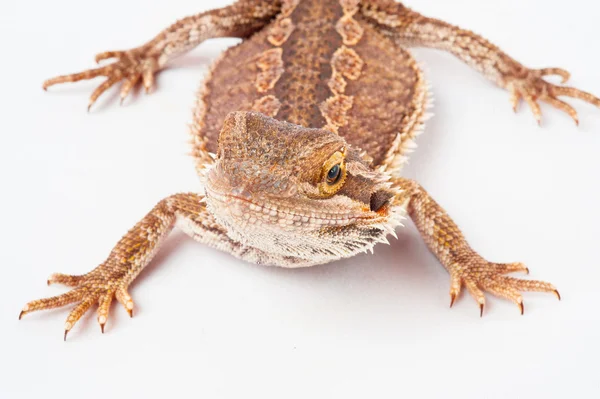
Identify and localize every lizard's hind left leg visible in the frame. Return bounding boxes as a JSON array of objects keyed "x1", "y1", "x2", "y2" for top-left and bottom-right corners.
[{"x1": 43, "y1": 0, "x2": 281, "y2": 110}]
